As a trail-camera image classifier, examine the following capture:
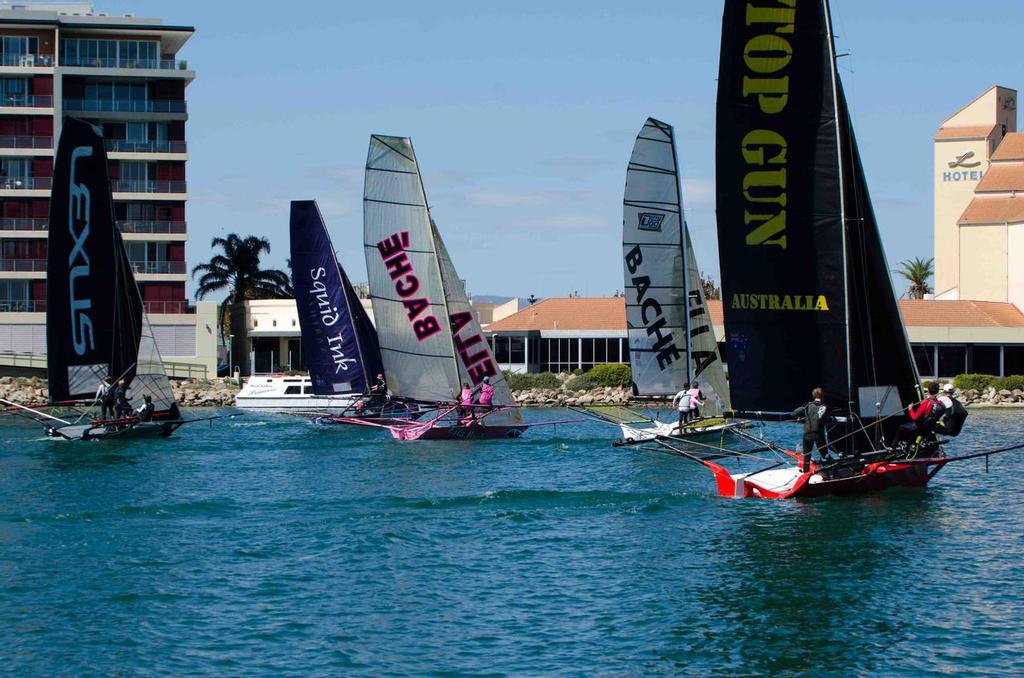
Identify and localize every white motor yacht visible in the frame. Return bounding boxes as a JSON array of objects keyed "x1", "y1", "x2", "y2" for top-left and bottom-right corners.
[{"x1": 235, "y1": 375, "x2": 359, "y2": 413}]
